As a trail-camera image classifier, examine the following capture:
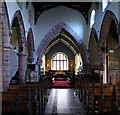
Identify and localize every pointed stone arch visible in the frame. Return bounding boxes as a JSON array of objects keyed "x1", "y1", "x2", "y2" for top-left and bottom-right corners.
[
  {"x1": 99, "y1": 10, "x2": 119, "y2": 83},
  {"x1": 11, "y1": 10, "x2": 27, "y2": 83},
  {"x1": 89, "y1": 28, "x2": 98, "y2": 44},
  {"x1": 99, "y1": 10, "x2": 118, "y2": 45},
  {"x1": 36, "y1": 22, "x2": 87, "y2": 67},
  {"x1": 27, "y1": 28, "x2": 35, "y2": 63},
  {"x1": 11, "y1": 10, "x2": 26, "y2": 49},
  {"x1": 88, "y1": 28, "x2": 99, "y2": 72}
]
